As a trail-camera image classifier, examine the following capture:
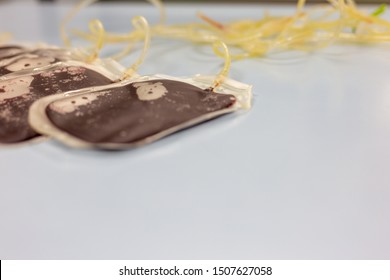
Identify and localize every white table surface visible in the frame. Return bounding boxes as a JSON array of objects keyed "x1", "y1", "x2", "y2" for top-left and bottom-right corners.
[{"x1": 1, "y1": 2, "x2": 389, "y2": 259}]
